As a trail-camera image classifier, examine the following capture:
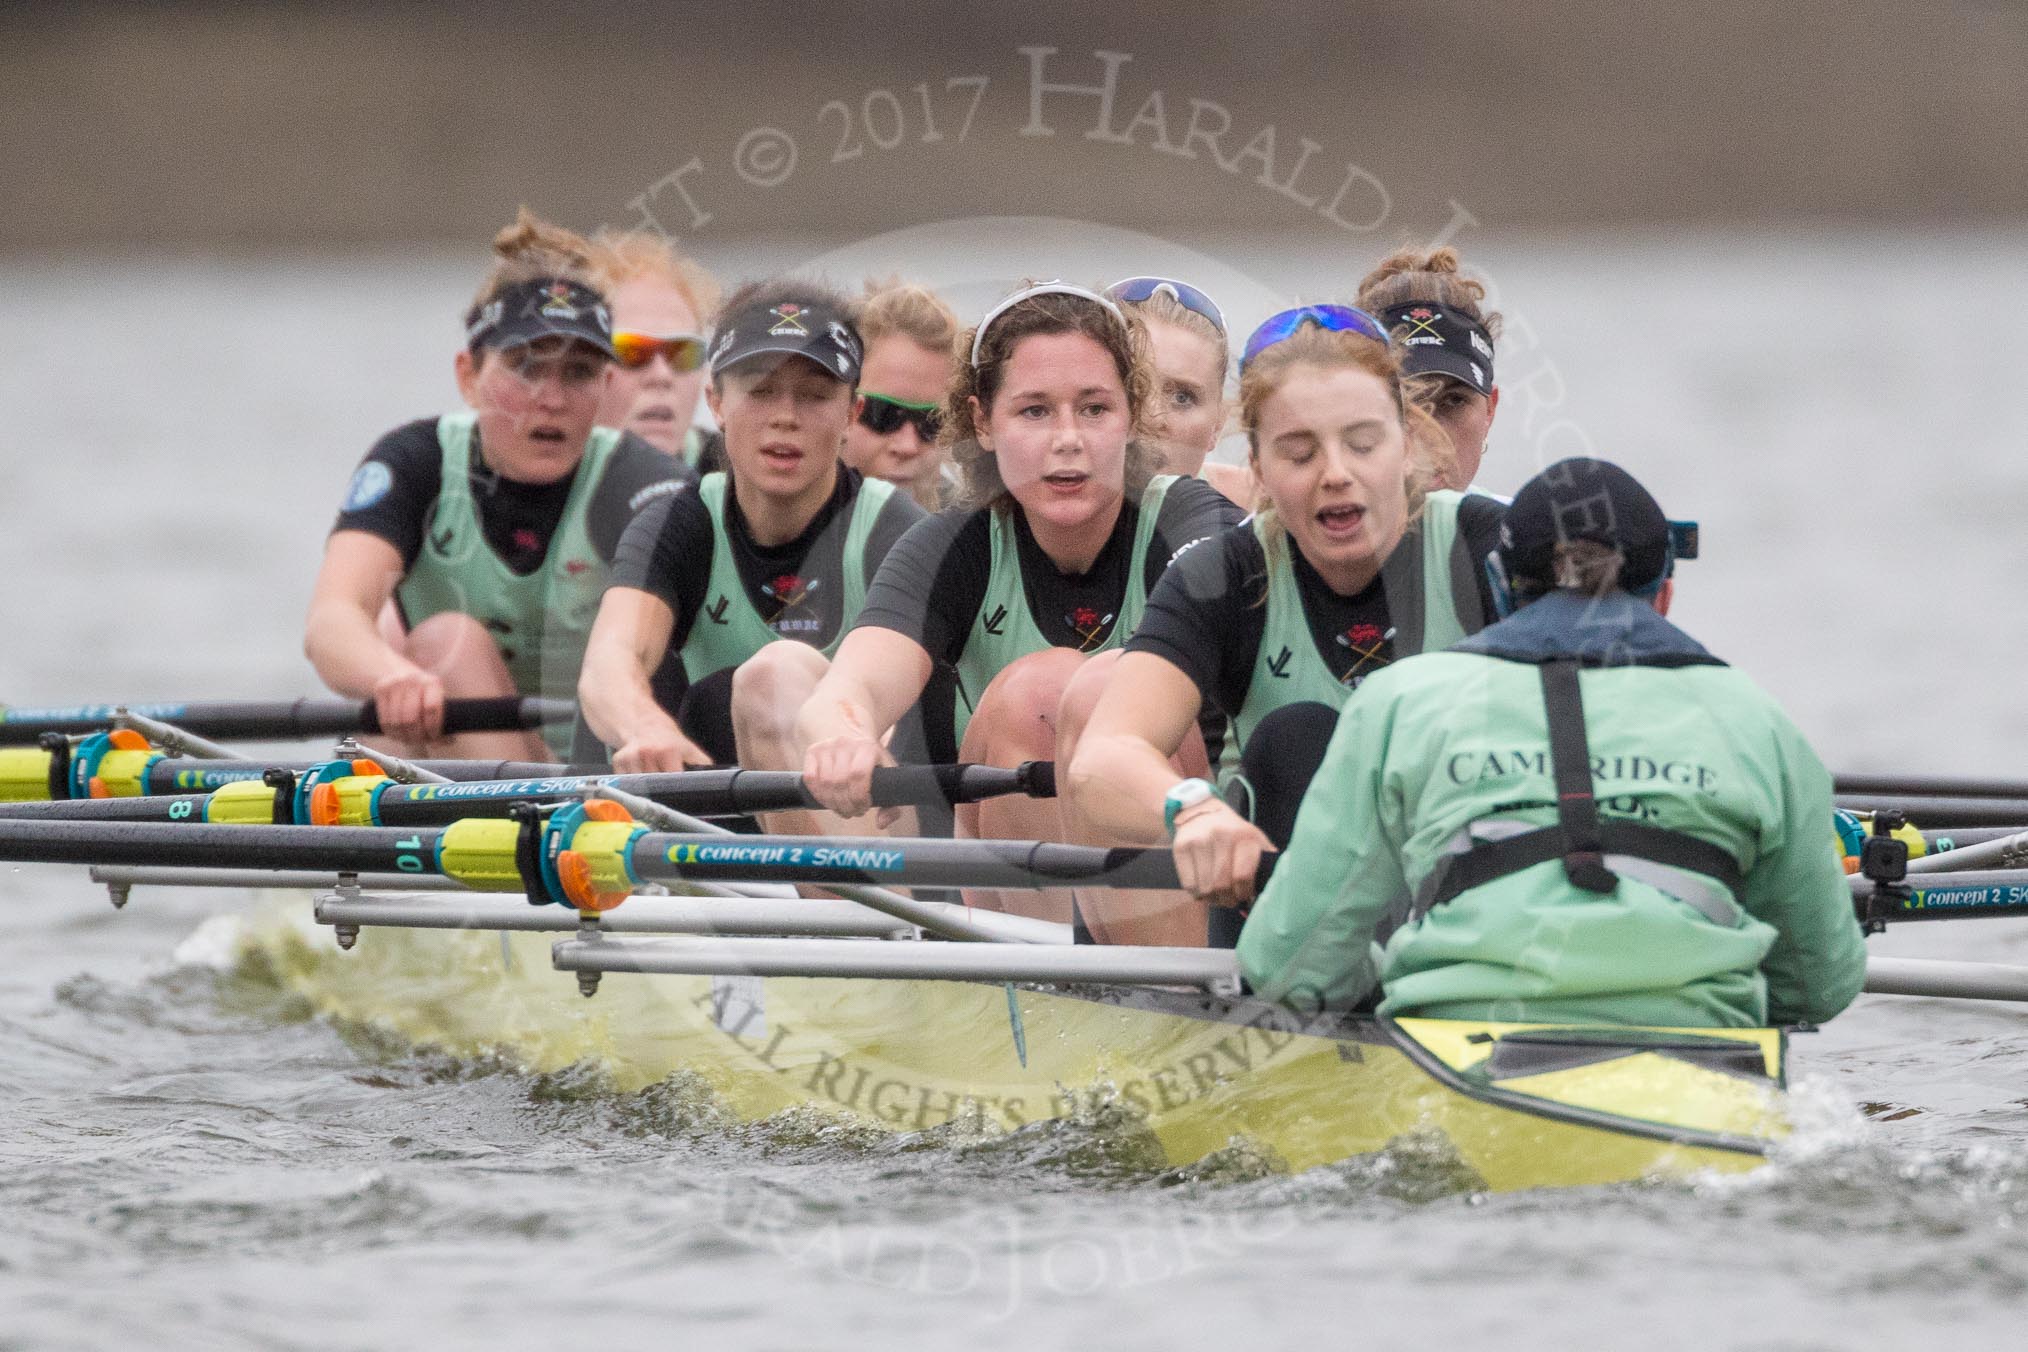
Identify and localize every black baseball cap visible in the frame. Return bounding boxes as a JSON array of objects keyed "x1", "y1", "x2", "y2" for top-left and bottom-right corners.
[
  {"x1": 1499, "y1": 458, "x2": 1674, "y2": 595},
  {"x1": 707, "y1": 297, "x2": 863, "y2": 385},
  {"x1": 1380, "y1": 301, "x2": 1495, "y2": 396},
  {"x1": 464, "y1": 277, "x2": 616, "y2": 357}
]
